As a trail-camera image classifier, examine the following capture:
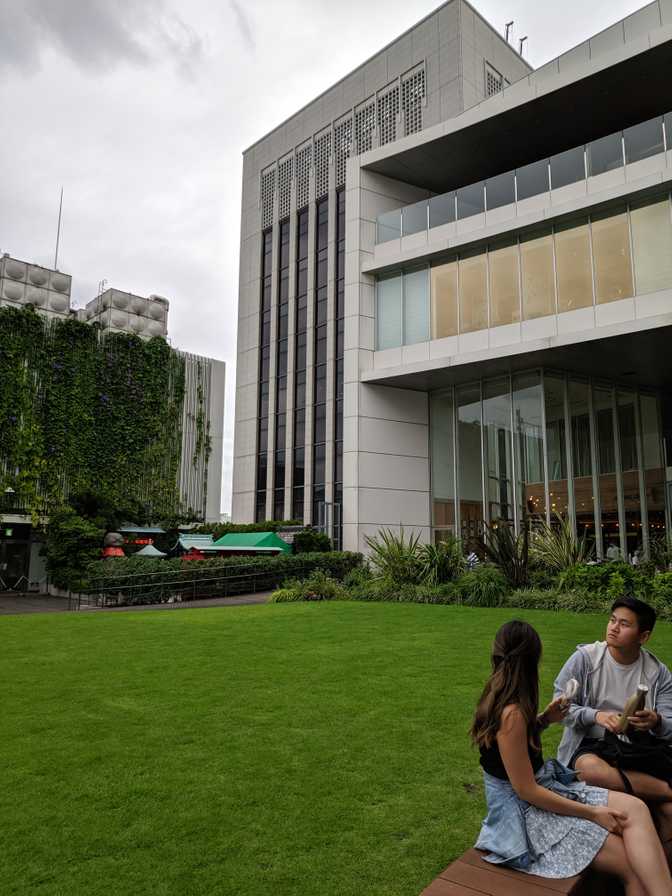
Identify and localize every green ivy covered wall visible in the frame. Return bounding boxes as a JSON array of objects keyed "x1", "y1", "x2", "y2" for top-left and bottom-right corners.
[{"x1": 0, "y1": 306, "x2": 187, "y2": 519}]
